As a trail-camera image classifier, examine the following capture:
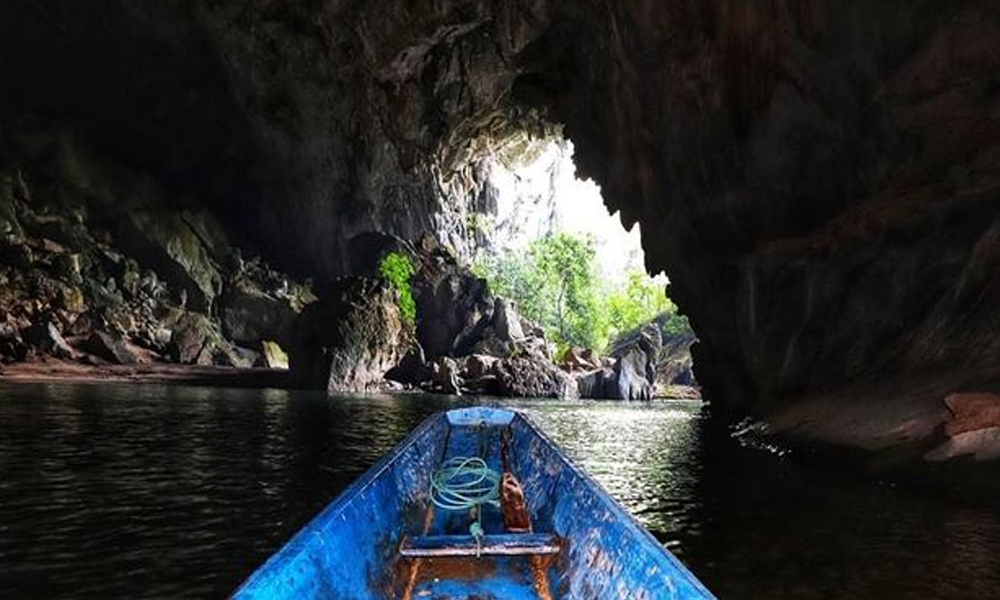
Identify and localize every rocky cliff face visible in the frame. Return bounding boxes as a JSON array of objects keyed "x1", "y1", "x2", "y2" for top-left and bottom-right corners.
[
  {"x1": 0, "y1": 137, "x2": 313, "y2": 370},
  {"x1": 3, "y1": 1, "x2": 1000, "y2": 468}
]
